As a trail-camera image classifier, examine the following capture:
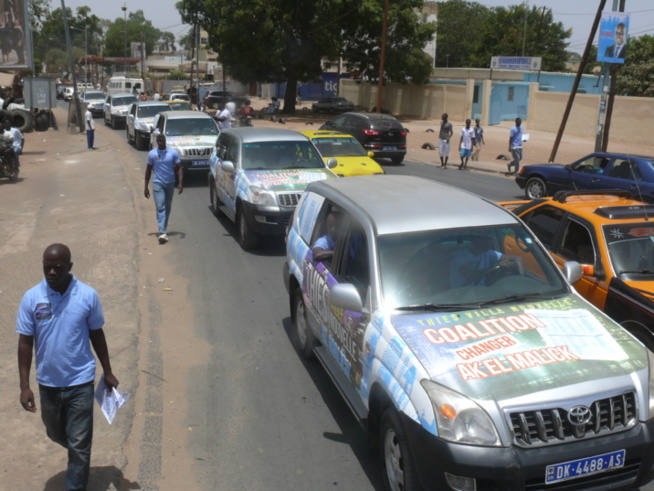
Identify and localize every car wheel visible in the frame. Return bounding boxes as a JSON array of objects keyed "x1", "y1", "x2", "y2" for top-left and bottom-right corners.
[
  {"x1": 209, "y1": 178, "x2": 224, "y2": 217},
  {"x1": 126, "y1": 127, "x2": 131, "y2": 144},
  {"x1": 236, "y1": 207, "x2": 258, "y2": 250},
  {"x1": 391, "y1": 156, "x2": 404, "y2": 165},
  {"x1": 292, "y1": 287, "x2": 316, "y2": 359},
  {"x1": 110, "y1": 115, "x2": 116, "y2": 129},
  {"x1": 525, "y1": 177, "x2": 547, "y2": 199},
  {"x1": 380, "y1": 407, "x2": 419, "y2": 491}
]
